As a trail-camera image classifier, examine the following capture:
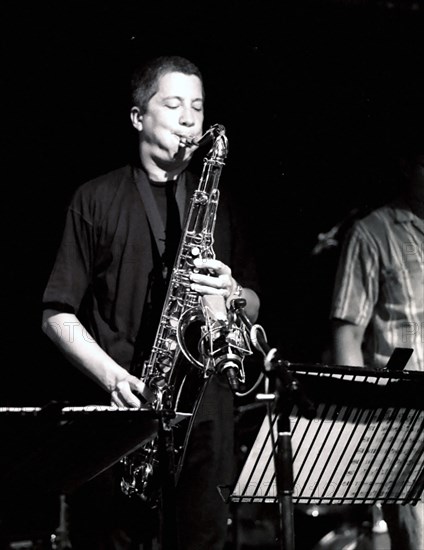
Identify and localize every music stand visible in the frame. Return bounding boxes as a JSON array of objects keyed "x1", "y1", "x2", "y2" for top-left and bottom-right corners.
[{"x1": 229, "y1": 360, "x2": 424, "y2": 548}]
